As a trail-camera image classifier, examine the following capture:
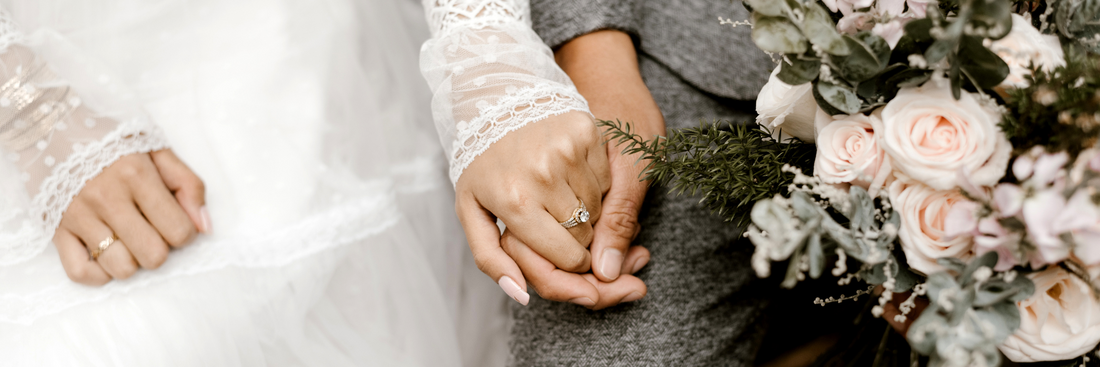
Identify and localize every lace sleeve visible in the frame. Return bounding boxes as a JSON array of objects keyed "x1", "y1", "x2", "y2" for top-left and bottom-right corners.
[
  {"x1": 0, "y1": 9, "x2": 168, "y2": 265},
  {"x1": 420, "y1": 0, "x2": 591, "y2": 184}
]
